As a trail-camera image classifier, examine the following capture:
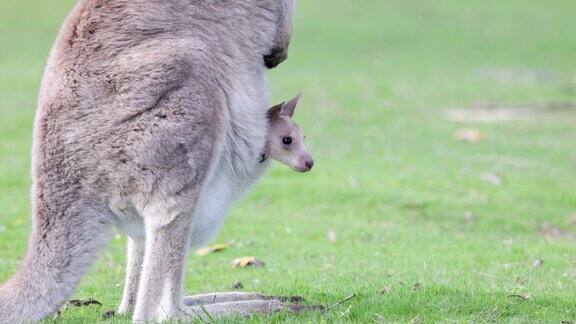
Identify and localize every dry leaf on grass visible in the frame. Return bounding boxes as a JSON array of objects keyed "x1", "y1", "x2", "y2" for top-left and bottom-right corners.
[
  {"x1": 101, "y1": 310, "x2": 116, "y2": 320},
  {"x1": 327, "y1": 229, "x2": 337, "y2": 243},
  {"x1": 373, "y1": 313, "x2": 385, "y2": 323},
  {"x1": 480, "y1": 172, "x2": 502, "y2": 186},
  {"x1": 538, "y1": 224, "x2": 576, "y2": 240},
  {"x1": 232, "y1": 256, "x2": 265, "y2": 268},
  {"x1": 533, "y1": 259, "x2": 543, "y2": 268},
  {"x1": 464, "y1": 211, "x2": 476, "y2": 224},
  {"x1": 379, "y1": 286, "x2": 391, "y2": 295},
  {"x1": 195, "y1": 243, "x2": 229, "y2": 256},
  {"x1": 231, "y1": 281, "x2": 244, "y2": 290},
  {"x1": 347, "y1": 176, "x2": 359, "y2": 189},
  {"x1": 454, "y1": 128, "x2": 483, "y2": 143}
]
